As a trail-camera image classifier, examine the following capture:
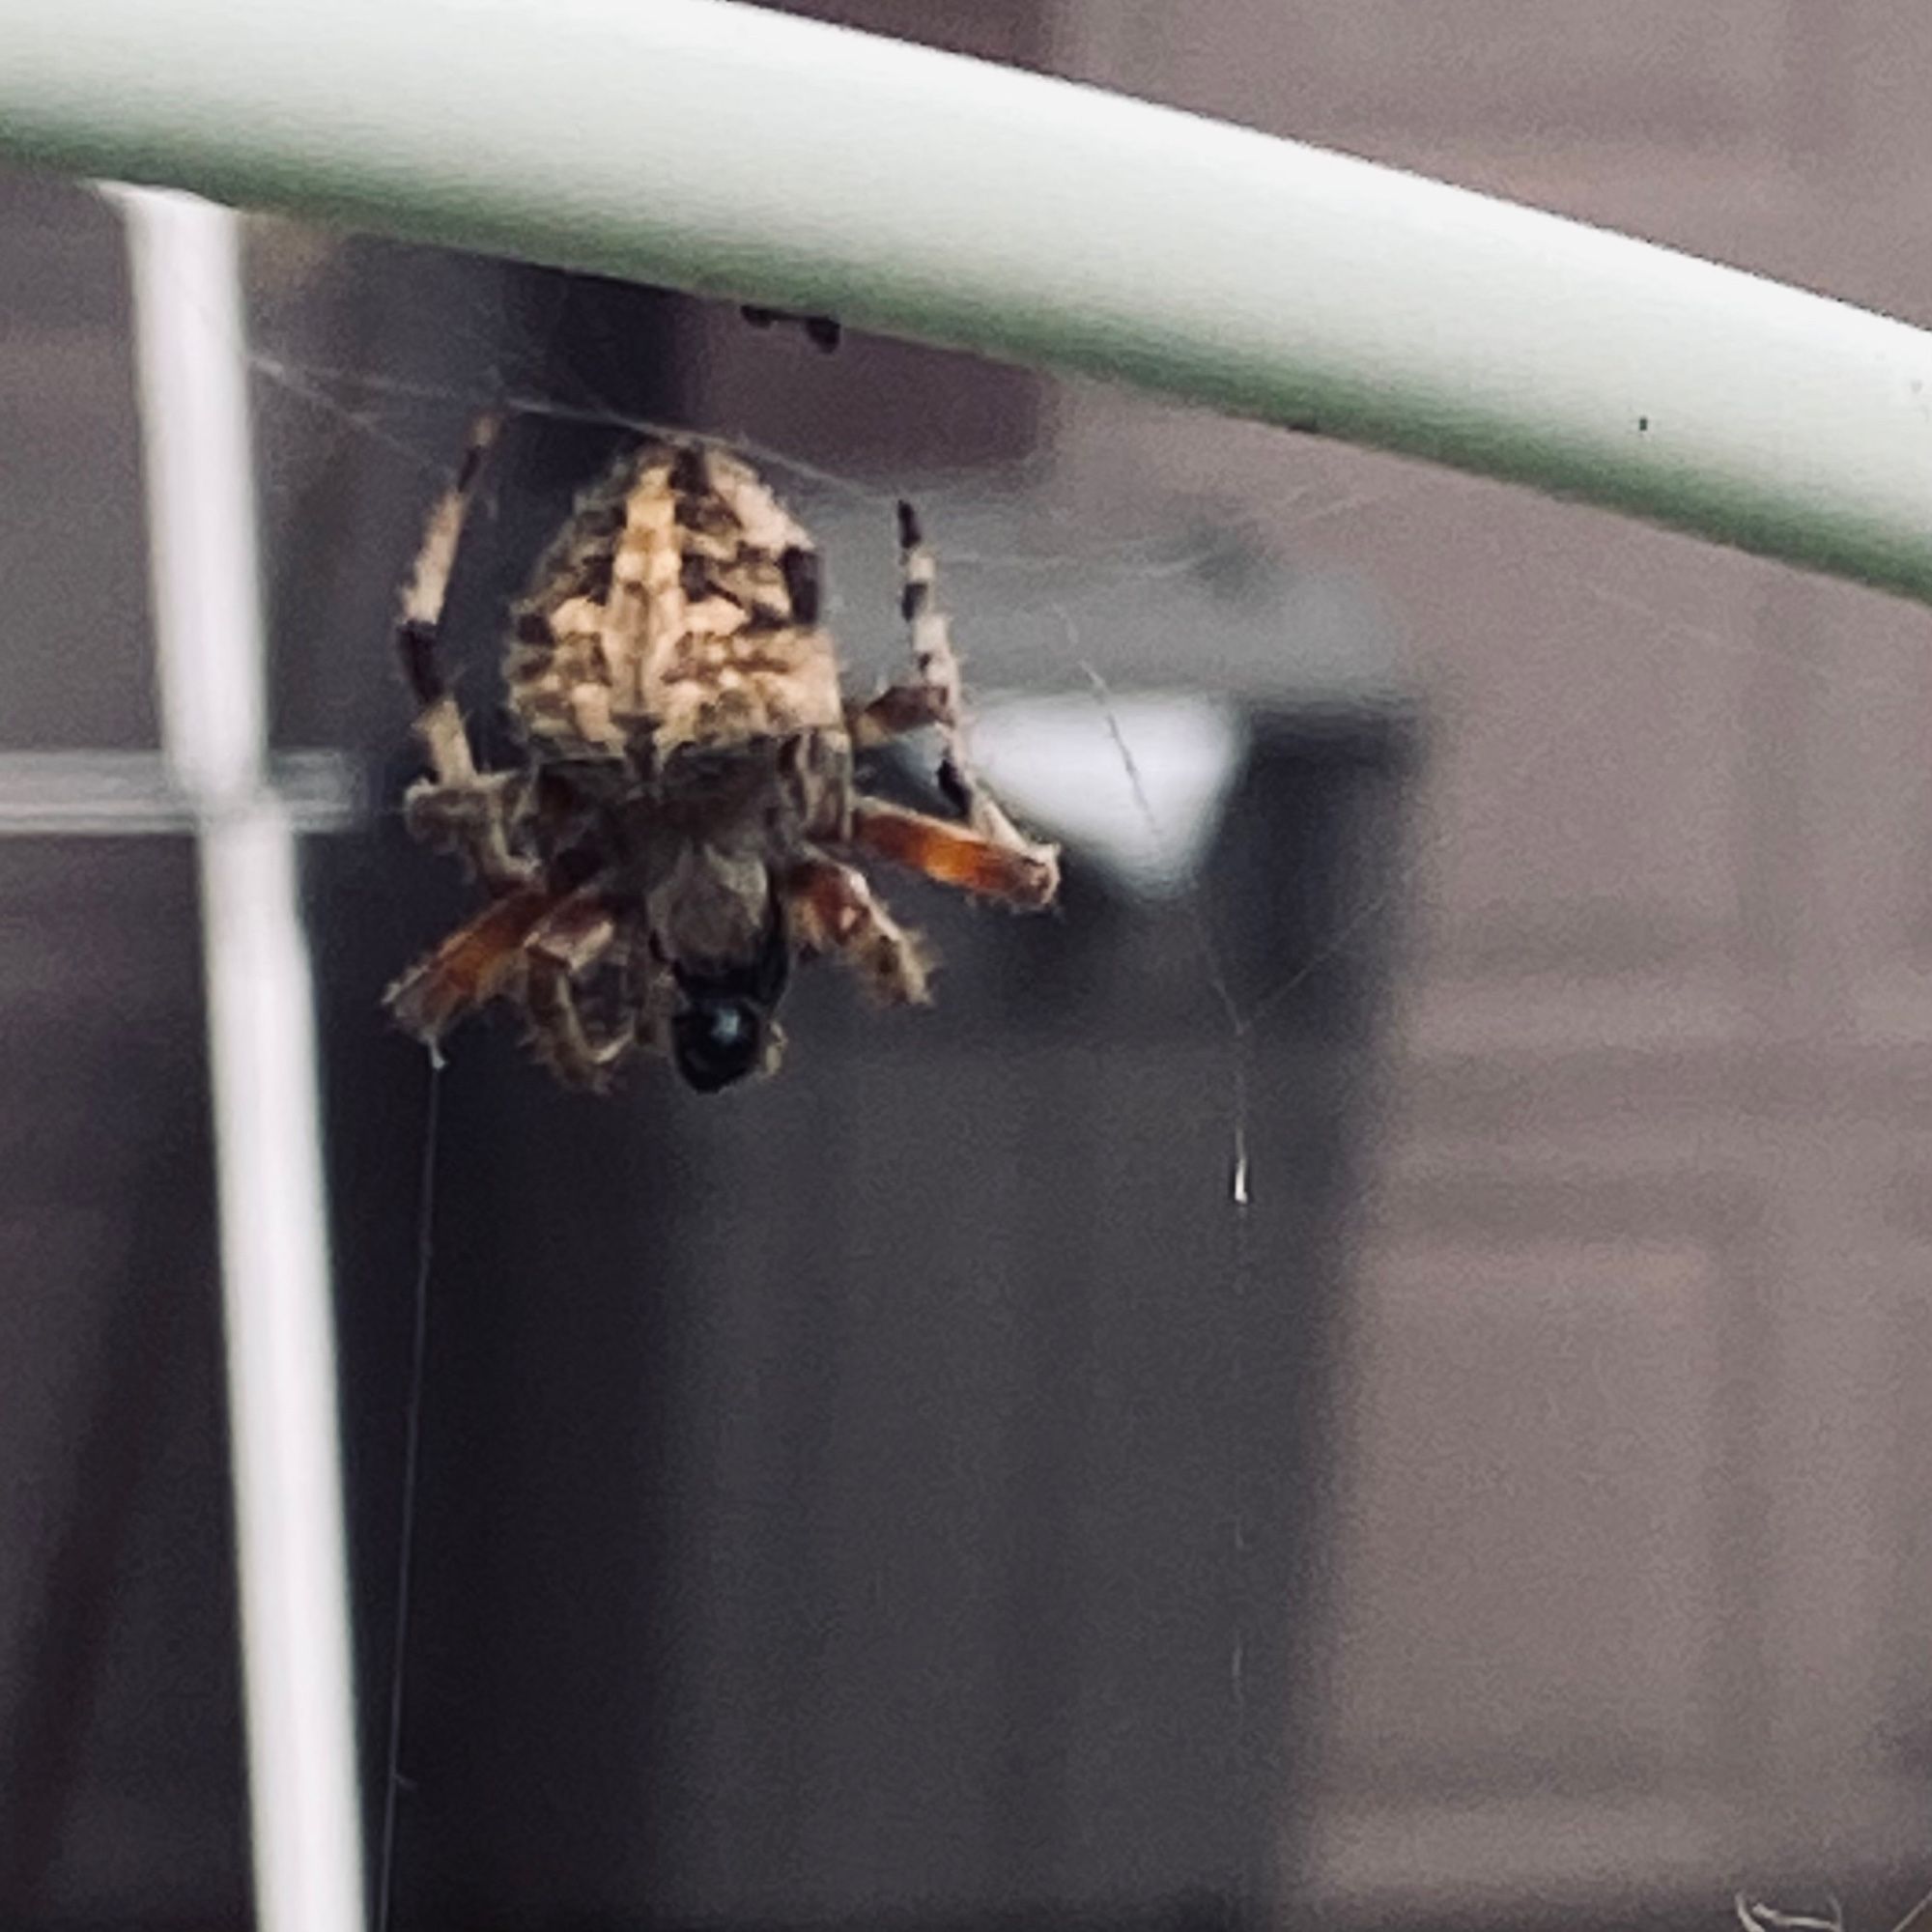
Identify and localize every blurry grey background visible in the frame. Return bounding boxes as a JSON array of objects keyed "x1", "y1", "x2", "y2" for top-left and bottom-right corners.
[{"x1": 7, "y1": 2, "x2": 1932, "y2": 1930}]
